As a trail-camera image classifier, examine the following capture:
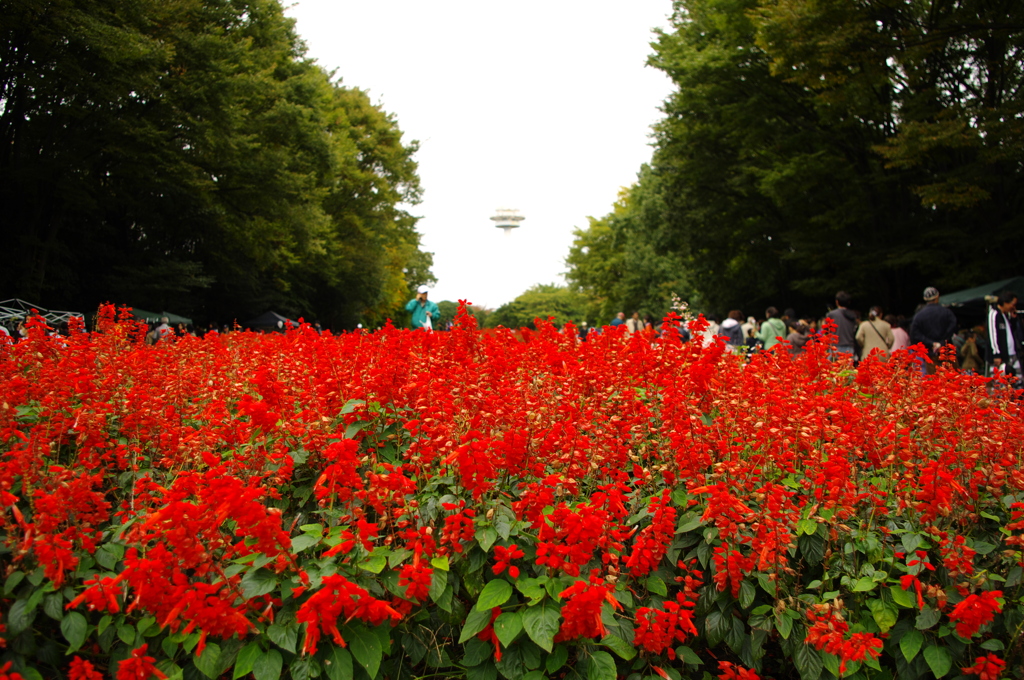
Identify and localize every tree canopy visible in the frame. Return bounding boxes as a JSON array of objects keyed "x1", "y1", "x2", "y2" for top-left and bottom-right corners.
[
  {"x1": 566, "y1": 0, "x2": 1024, "y2": 319},
  {"x1": 485, "y1": 284, "x2": 590, "y2": 330},
  {"x1": 0, "y1": 0, "x2": 432, "y2": 328}
]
